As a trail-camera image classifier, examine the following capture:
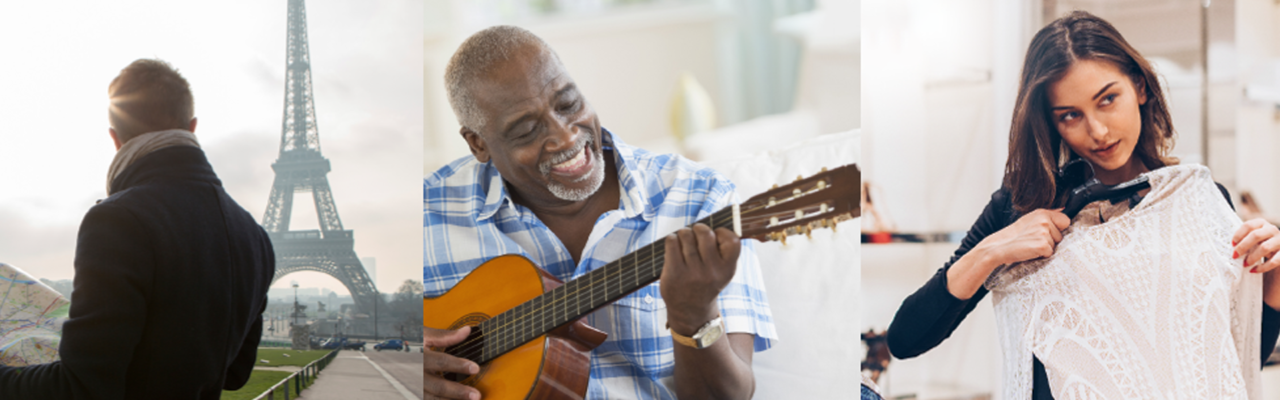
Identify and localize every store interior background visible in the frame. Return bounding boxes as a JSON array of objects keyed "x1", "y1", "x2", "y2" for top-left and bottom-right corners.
[
  {"x1": 861, "y1": 0, "x2": 1280, "y2": 399},
  {"x1": 423, "y1": 0, "x2": 861, "y2": 398}
]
